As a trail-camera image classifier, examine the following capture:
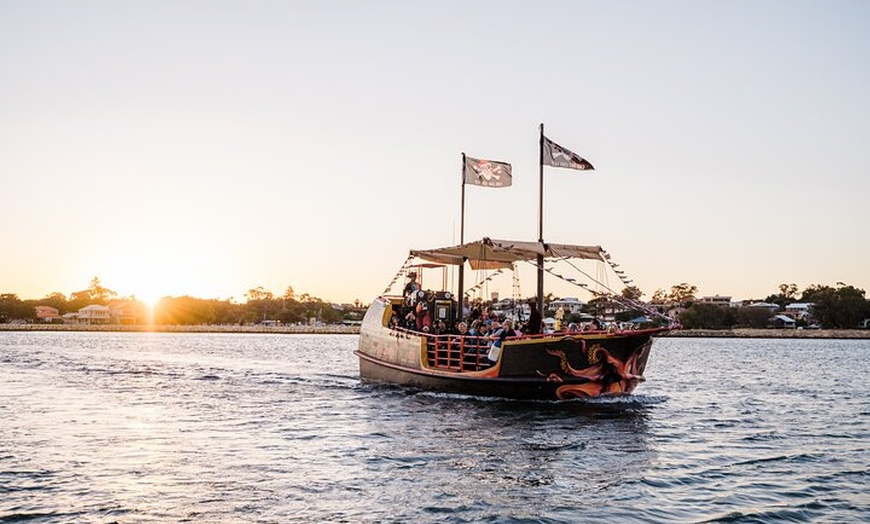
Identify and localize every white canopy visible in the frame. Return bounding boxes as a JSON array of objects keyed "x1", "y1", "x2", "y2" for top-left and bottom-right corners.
[{"x1": 410, "y1": 238, "x2": 605, "y2": 271}]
